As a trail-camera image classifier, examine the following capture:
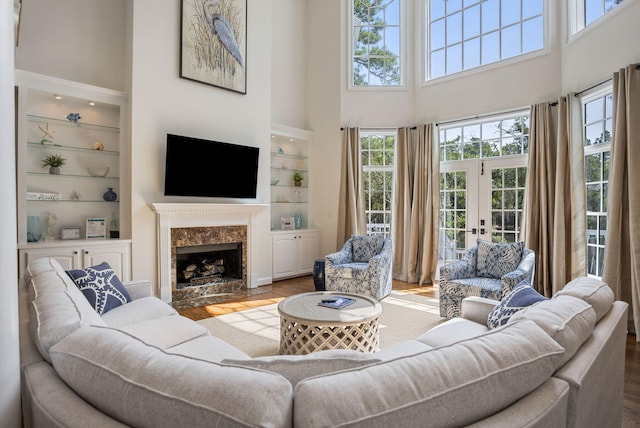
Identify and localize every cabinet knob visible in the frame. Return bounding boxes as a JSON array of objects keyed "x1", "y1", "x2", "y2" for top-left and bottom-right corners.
[
  {"x1": 73, "y1": 251, "x2": 78, "y2": 254},
  {"x1": 85, "y1": 250, "x2": 89, "y2": 254}
]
